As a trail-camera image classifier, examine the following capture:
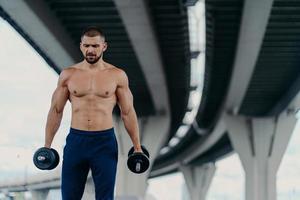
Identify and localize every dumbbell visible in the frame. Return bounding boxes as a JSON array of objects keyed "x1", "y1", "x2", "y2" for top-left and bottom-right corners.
[
  {"x1": 33, "y1": 147, "x2": 60, "y2": 170},
  {"x1": 127, "y1": 145, "x2": 150, "y2": 174}
]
